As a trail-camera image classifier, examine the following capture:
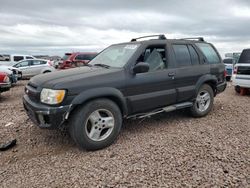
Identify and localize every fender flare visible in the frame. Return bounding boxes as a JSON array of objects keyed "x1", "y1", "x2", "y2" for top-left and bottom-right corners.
[
  {"x1": 195, "y1": 74, "x2": 218, "y2": 94},
  {"x1": 69, "y1": 87, "x2": 128, "y2": 116}
]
